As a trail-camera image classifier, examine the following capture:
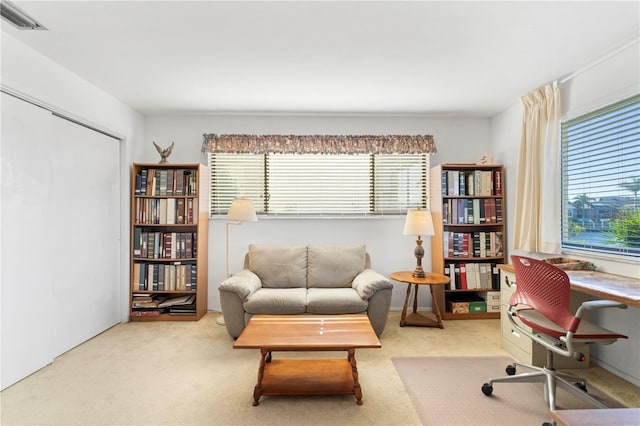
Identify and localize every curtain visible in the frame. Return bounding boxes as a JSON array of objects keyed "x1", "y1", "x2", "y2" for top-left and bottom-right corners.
[
  {"x1": 202, "y1": 134, "x2": 436, "y2": 154},
  {"x1": 513, "y1": 81, "x2": 561, "y2": 253}
]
